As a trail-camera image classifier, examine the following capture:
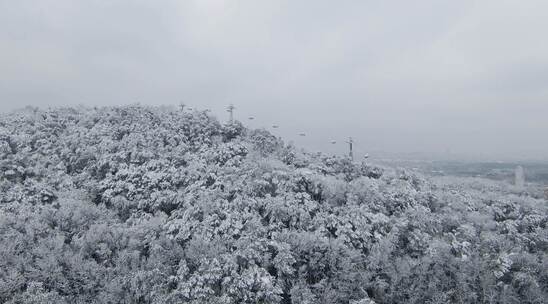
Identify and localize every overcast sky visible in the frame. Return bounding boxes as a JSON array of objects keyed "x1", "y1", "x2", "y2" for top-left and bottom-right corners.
[{"x1": 1, "y1": 0, "x2": 547, "y2": 160}]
